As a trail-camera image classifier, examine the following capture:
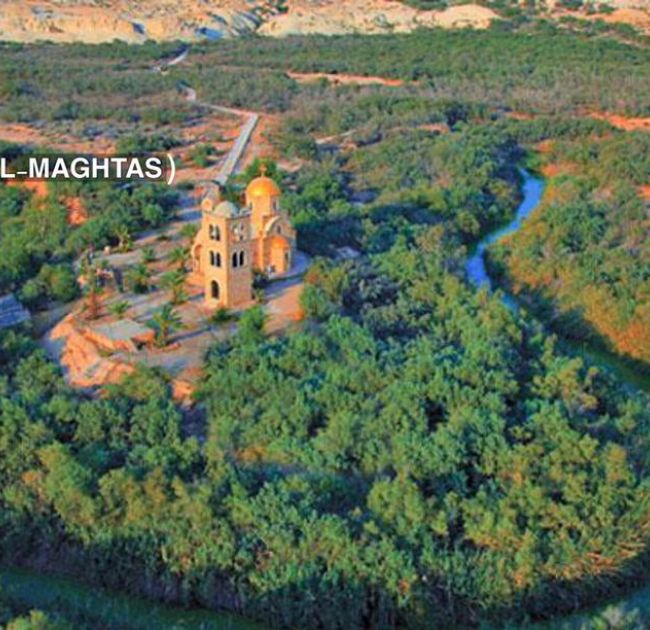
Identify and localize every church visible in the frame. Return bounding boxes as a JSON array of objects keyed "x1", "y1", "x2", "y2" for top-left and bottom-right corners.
[{"x1": 191, "y1": 172, "x2": 296, "y2": 310}]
